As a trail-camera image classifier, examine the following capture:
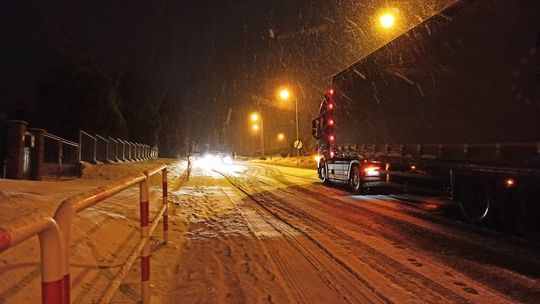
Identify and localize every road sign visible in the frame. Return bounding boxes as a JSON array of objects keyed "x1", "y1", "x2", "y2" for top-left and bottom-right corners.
[{"x1": 293, "y1": 140, "x2": 303, "y2": 150}]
